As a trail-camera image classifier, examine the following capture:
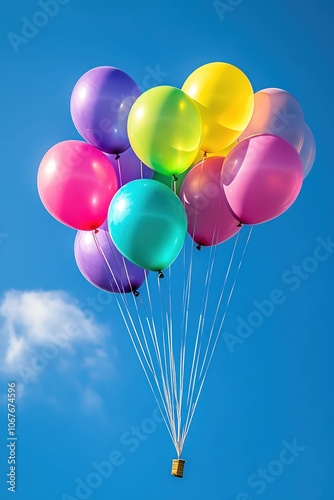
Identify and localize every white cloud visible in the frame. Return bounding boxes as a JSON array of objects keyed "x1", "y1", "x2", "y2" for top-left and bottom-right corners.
[
  {"x1": 82, "y1": 387, "x2": 103, "y2": 411},
  {"x1": 0, "y1": 289, "x2": 109, "y2": 386}
]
